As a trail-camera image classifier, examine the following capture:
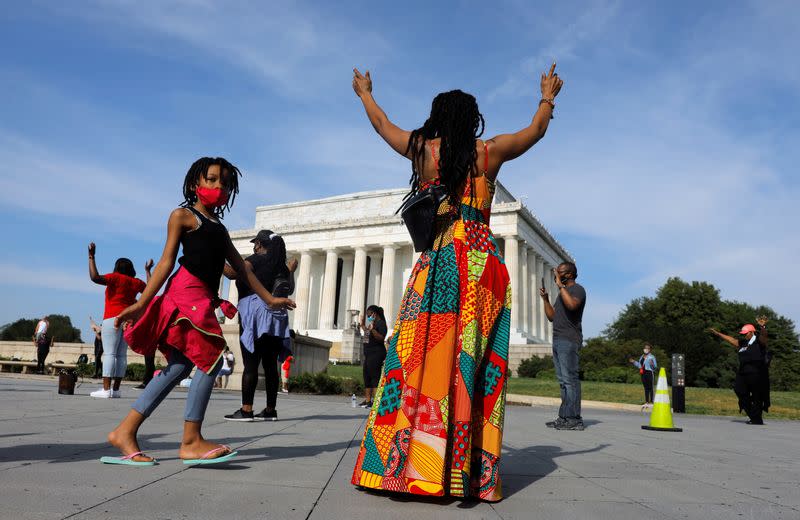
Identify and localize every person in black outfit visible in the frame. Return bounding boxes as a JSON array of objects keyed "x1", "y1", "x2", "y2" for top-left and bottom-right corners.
[
  {"x1": 224, "y1": 230, "x2": 296, "y2": 422},
  {"x1": 358, "y1": 305, "x2": 387, "y2": 408},
  {"x1": 34, "y1": 332, "x2": 53, "y2": 374},
  {"x1": 90, "y1": 317, "x2": 104, "y2": 378},
  {"x1": 710, "y1": 316, "x2": 770, "y2": 425}
]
